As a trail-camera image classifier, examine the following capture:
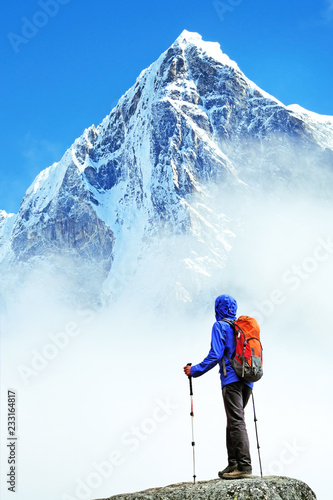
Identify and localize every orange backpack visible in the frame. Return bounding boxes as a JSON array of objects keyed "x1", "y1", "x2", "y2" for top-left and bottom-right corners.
[{"x1": 222, "y1": 316, "x2": 263, "y2": 382}]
